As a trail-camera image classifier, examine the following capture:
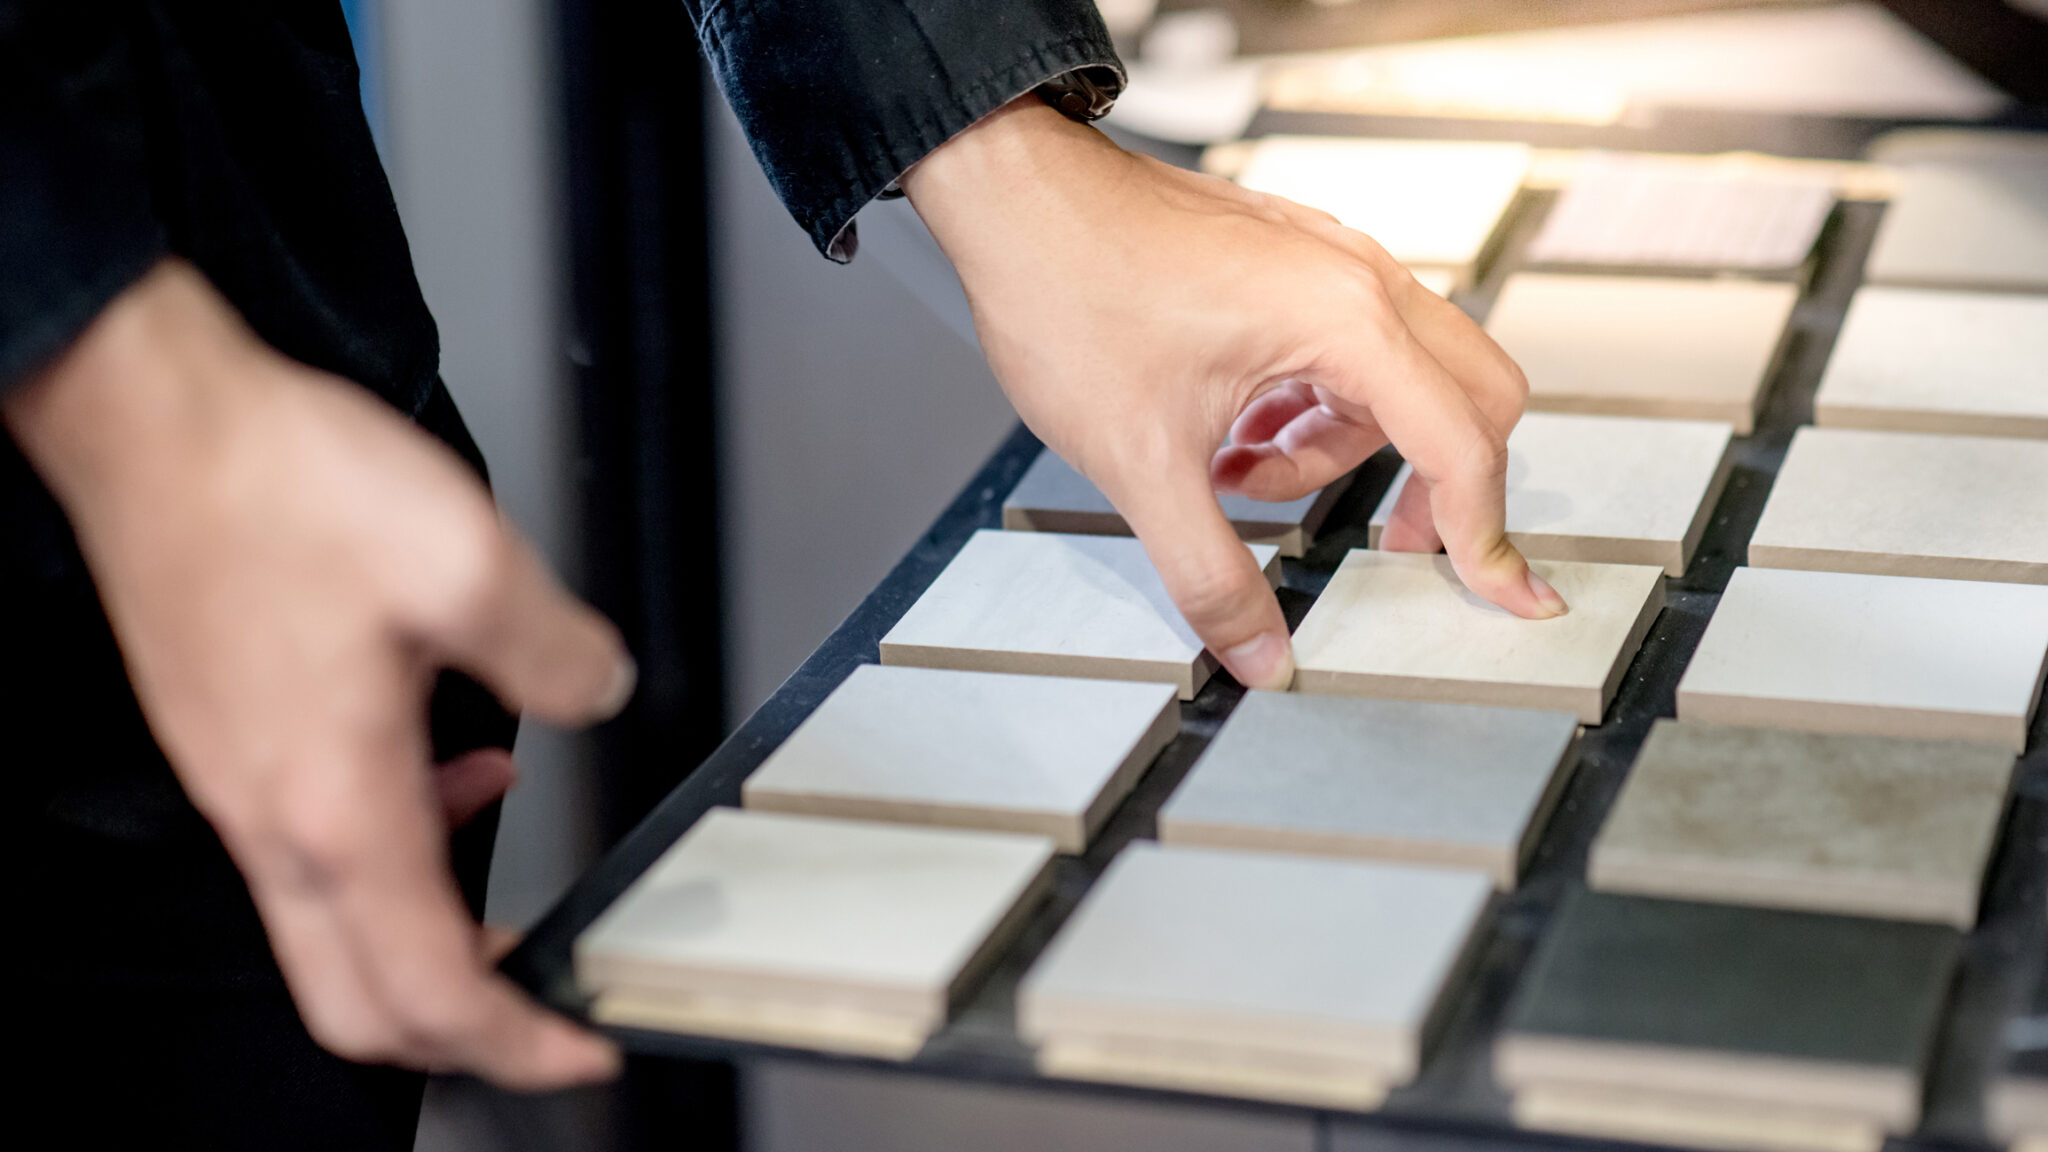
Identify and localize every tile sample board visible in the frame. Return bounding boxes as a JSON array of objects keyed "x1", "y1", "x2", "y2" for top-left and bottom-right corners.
[
  {"x1": 1369, "y1": 412, "x2": 1734, "y2": 575},
  {"x1": 576, "y1": 809, "x2": 1055, "y2": 1058},
  {"x1": 1157, "y1": 692, "x2": 1578, "y2": 887},
  {"x1": 1863, "y1": 155, "x2": 2048, "y2": 291},
  {"x1": 741, "y1": 666, "x2": 1178, "y2": 853},
  {"x1": 1497, "y1": 890, "x2": 1961, "y2": 1131},
  {"x1": 1018, "y1": 842, "x2": 1493, "y2": 1108},
  {"x1": 1748, "y1": 427, "x2": 2048, "y2": 584},
  {"x1": 1291, "y1": 551, "x2": 1665, "y2": 723},
  {"x1": 1994, "y1": 957, "x2": 2048, "y2": 1144},
  {"x1": 1234, "y1": 137, "x2": 1531, "y2": 277},
  {"x1": 1588, "y1": 720, "x2": 2015, "y2": 927},
  {"x1": 1002, "y1": 449, "x2": 1345, "y2": 558},
  {"x1": 879, "y1": 529, "x2": 1281, "y2": 700},
  {"x1": 1484, "y1": 273, "x2": 1800, "y2": 434},
  {"x1": 1814, "y1": 287, "x2": 2048, "y2": 439},
  {"x1": 1676, "y1": 567, "x2": 2048, "y2": 750},
  {"x1": 1527, "y1": 152, "x2": 1834, "y2": 273}
]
